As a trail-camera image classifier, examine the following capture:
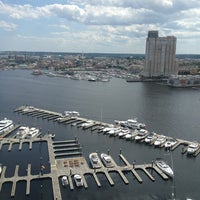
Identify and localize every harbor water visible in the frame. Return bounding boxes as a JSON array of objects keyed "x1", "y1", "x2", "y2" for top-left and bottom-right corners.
[{"x1": 0, "y1": 69, "x2": 200, "y2": 199}]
